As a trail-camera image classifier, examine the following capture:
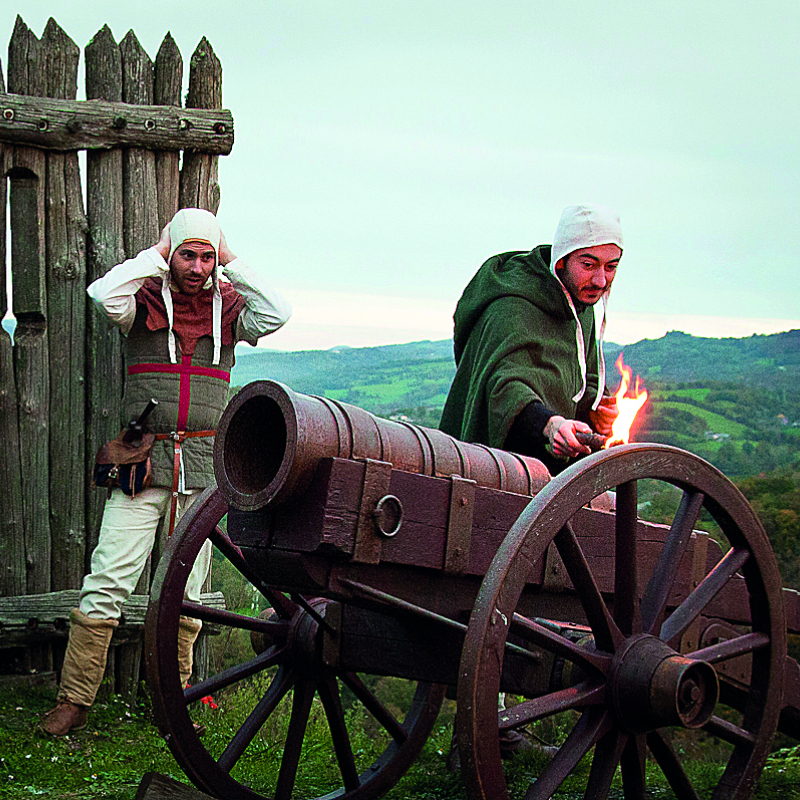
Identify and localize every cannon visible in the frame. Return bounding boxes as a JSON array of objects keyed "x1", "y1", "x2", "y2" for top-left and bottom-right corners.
[{"x1": 145, "y1": 380, "x2": 800, "y2": 800}]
